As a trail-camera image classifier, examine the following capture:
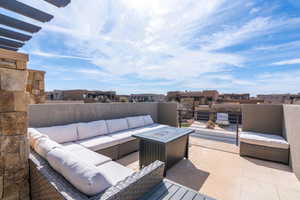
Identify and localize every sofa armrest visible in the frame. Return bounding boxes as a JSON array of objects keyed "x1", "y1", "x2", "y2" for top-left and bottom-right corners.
[{"x1": 92, "y1": 160, "x2": 165, "y2": 200}]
